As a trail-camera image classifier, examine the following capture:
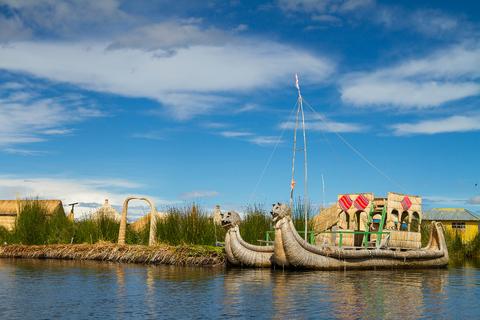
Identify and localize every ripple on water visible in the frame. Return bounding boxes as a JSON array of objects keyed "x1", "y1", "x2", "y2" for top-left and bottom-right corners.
[{"x1": 0, "y1": 259, "x2": 479, "y2": 319}]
